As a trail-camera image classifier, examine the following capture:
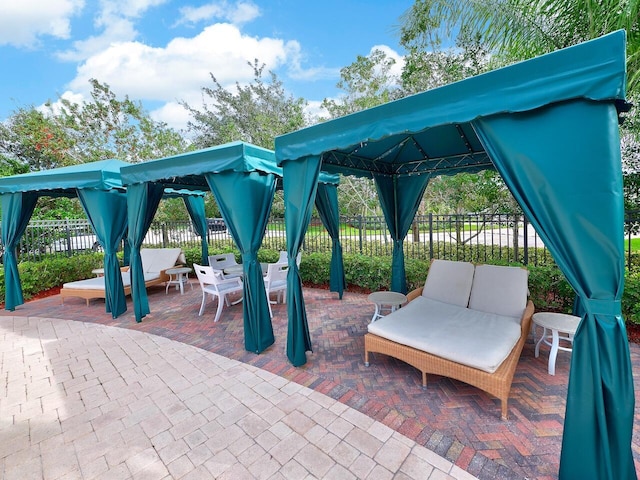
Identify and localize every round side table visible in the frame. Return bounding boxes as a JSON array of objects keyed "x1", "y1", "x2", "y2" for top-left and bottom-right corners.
[
  {"x1": 533, "y1": 312, "x2": 581, "y2": 375},
  {"x1": 165, "y1": 267, "x2": 193, "y2": 295},
  {"x1": 367, "y1": 291, "x2": 408, "y2": 323}
]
